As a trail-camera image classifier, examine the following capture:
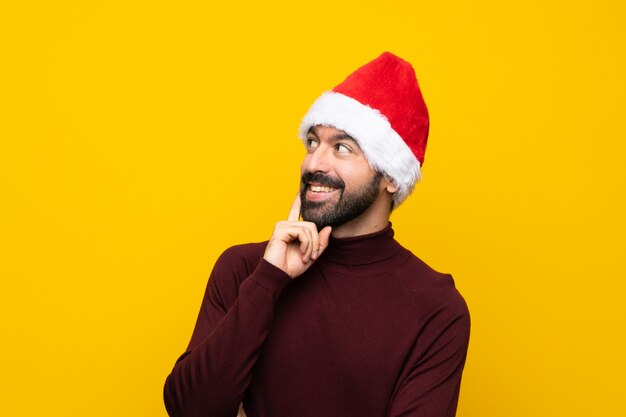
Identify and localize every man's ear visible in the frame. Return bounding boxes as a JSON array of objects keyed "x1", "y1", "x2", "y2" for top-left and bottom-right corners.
[
  {"x1": 383, "y1": 176, "x2": 398, "y2": 194},
  {"x1": 386, "y1": 183, "x2": 398, "y2": 194}
]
